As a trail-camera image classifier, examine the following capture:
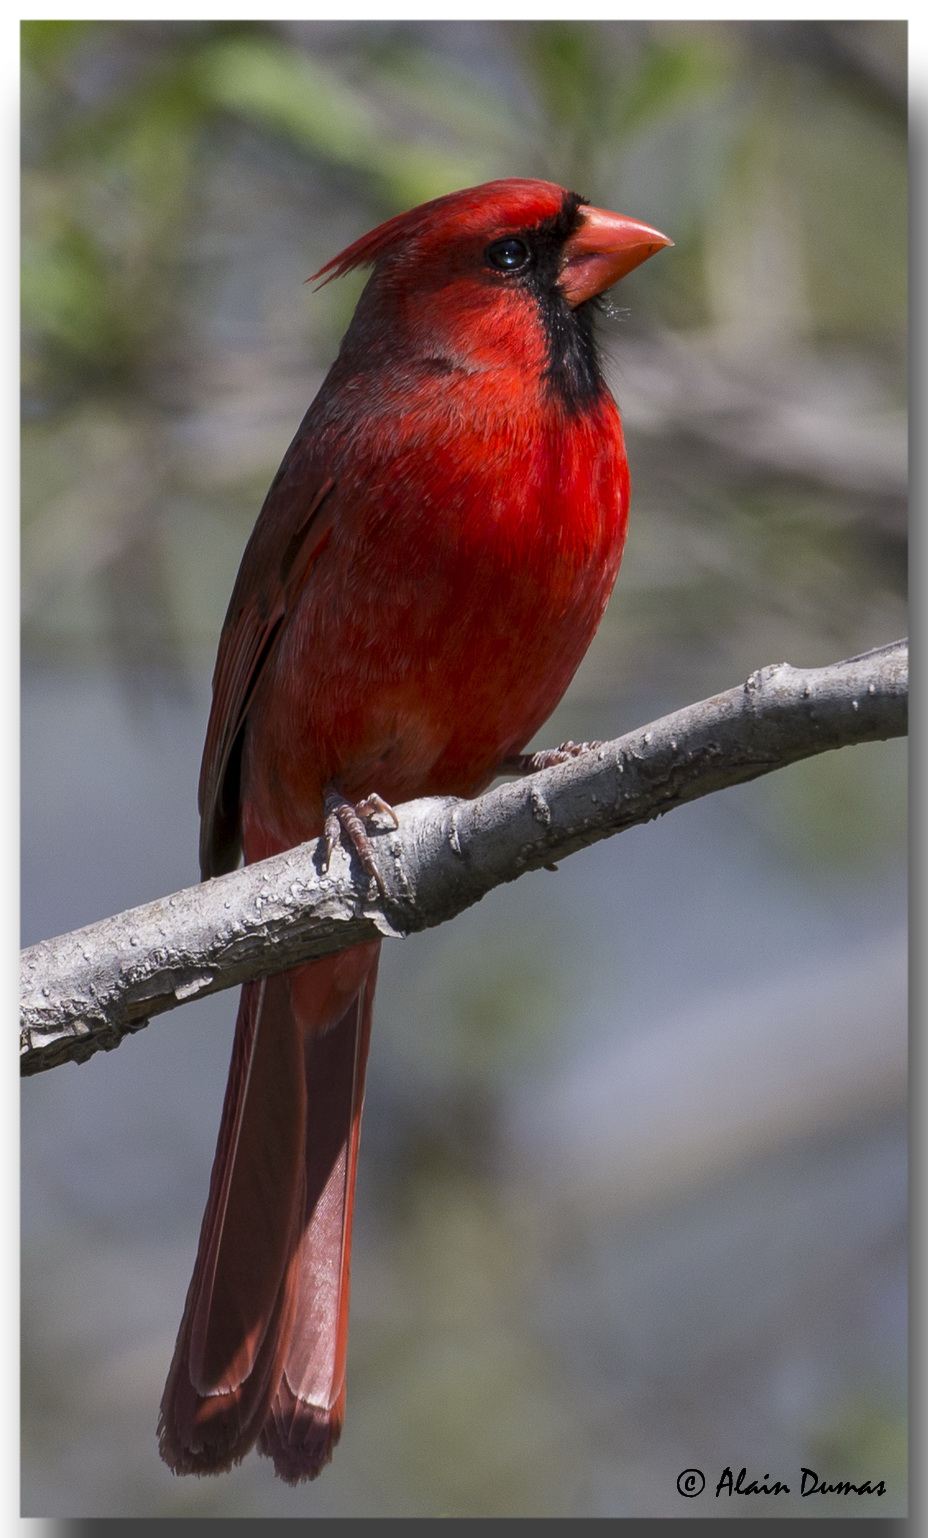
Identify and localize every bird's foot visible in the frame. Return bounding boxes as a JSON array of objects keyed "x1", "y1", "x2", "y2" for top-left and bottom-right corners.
[
  {"x1": 322, "y1": 789, "x2": 399, "y2": 895},
  {"x1": 500, "y1": 740, "x2": 604, "y2": 776}
]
